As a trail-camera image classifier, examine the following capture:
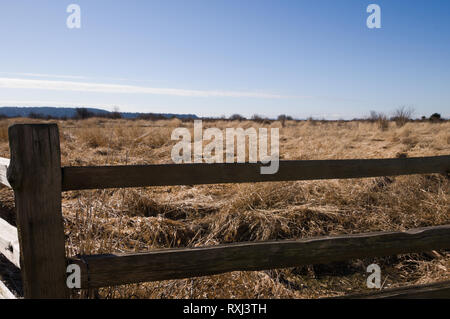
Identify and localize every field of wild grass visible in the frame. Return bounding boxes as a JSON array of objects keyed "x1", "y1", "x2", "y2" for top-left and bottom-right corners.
[{"x1": 0, "y1": 118, "x2": 449, "y2": 298}]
